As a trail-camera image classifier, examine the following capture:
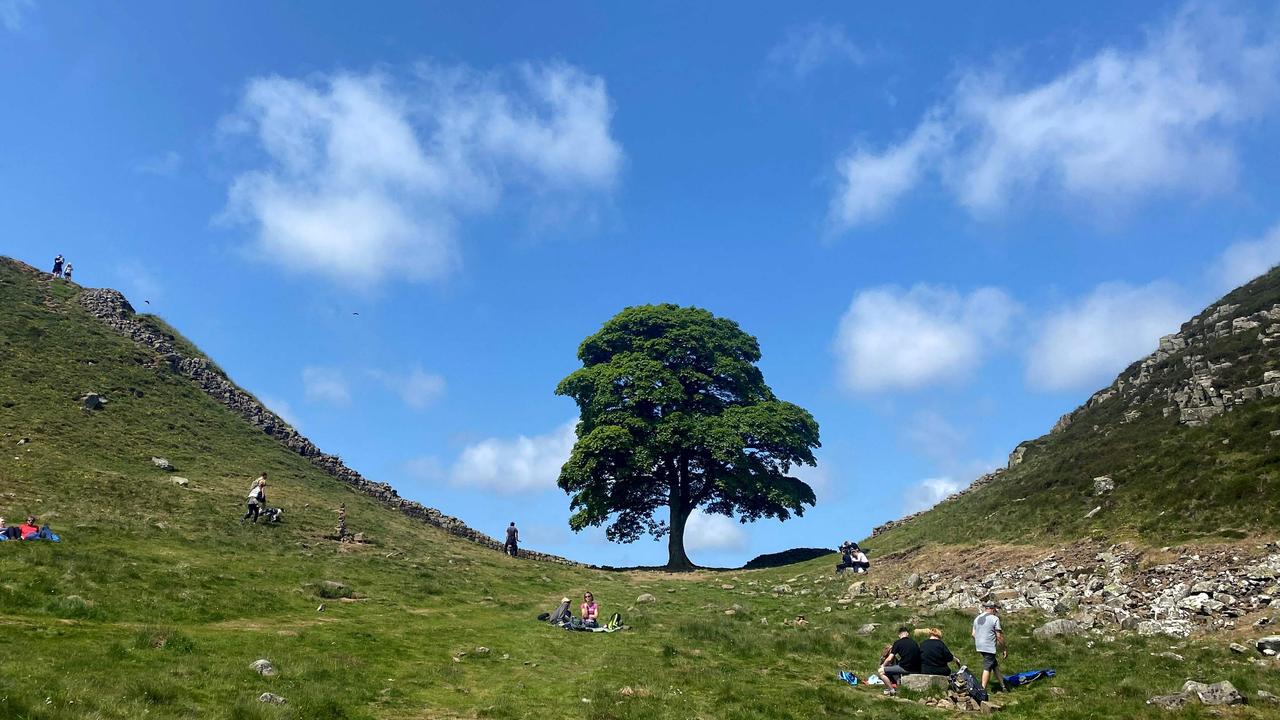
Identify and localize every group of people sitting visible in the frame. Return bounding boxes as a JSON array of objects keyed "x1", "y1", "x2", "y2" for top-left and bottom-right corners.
[
  {"x1": 836, "y1": 541, "x2": 870, "y2": 574},
  {"x1": 539, "y1": 591, "x2": 623, "y2": 632},
  {"x1": 0, "y1": 515, "x2": 61, "y2": 542},
  {"x1": 875, "y1": 601, "x2": 1008, "y2": 697}
]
